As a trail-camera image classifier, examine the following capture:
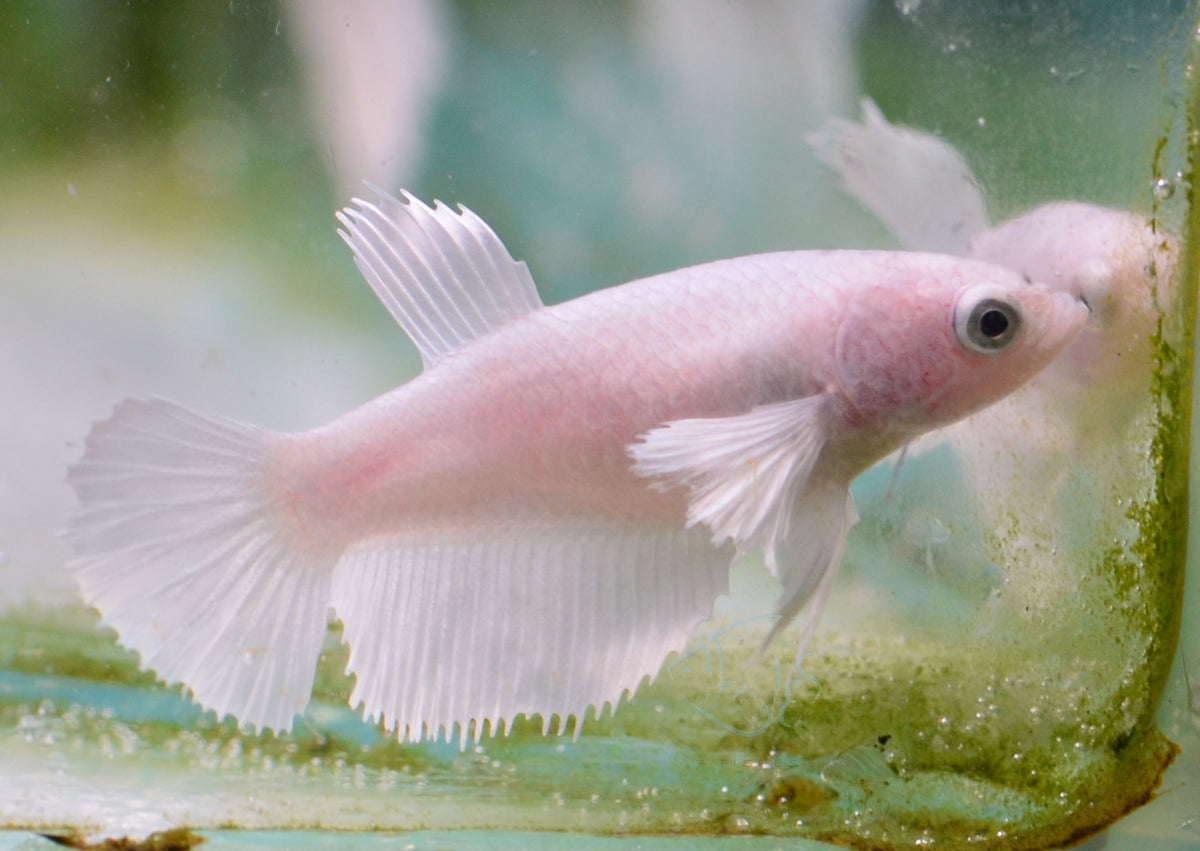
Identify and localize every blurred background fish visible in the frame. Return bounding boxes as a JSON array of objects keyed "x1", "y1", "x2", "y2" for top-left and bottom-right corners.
[{"x1": 810, "y1": 98, "x2": 1177, "y2": 623}]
